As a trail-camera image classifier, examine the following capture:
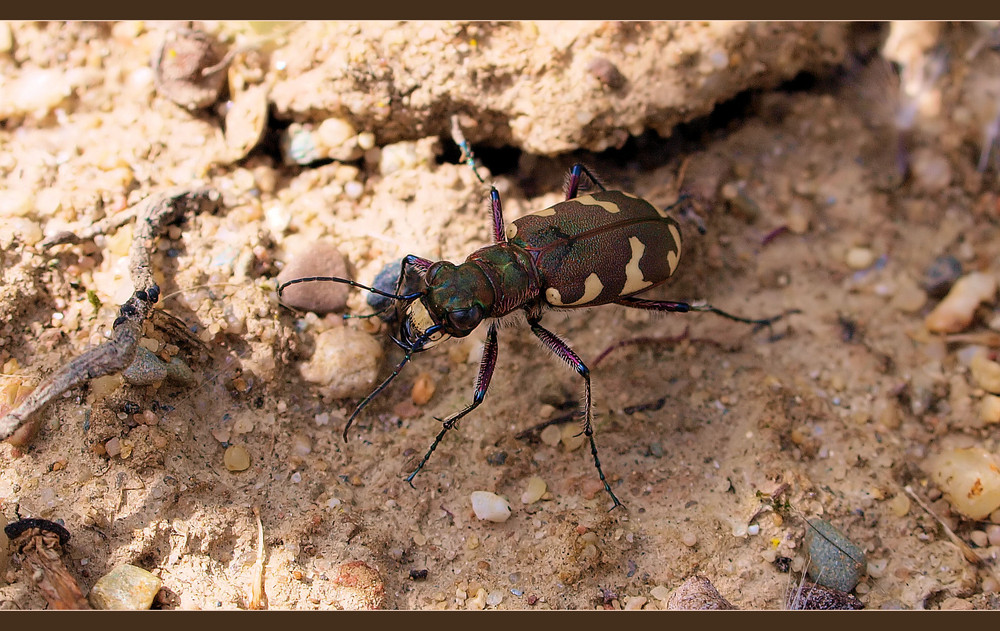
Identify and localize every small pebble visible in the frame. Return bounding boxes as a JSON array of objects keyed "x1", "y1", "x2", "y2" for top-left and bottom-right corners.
[
  {"x1": 924, "y1": 272, "x2": 997, "y2": 334},
  {"x1": 666, "y1": 576, "x2": 736, "y2": 610},
  {"x1": 486, "y1": 590, "x2": 504, "y2": 607},
  {"x1": 471, "y1": 491, "x2": 512, "y2": 522},
  {"x1": 330, "y1": 560, "x2": 386, "y2": 610},
  {"x1": 623, "y1": 596, "x2": 647, "y2": 610},
  {"x1": 970, "y1": 530, "x2": 990, "y2": 547},
  {"x1": 290, "y1": 433, "x2": 312, "y2": 458},
  {"x1": 88, "y1": 564, "x2": 163, "y2": 610},
  {"x1": 560, "y1": 423, "x2": 586, "y2": 451},
  {"x1": 980, "y1": 394, "x2": 1000, "y2": 424},
  {"x1": 539, "y1": 424, "x2": 562, "y2": 447},
  {"x1": 224, "y1": 84, "x2": 269, "y2": 161},
  {"x1": 411, "y1": 373, "x2": 436, "y2": 406},
  {"x1": 805, "y1": 519, "x2": 866, "y2": 593},
  {"x1": 587, "y1": 57, "x2": 626, "y2": 90},
  {"x1": 300, "y1": 327, "x2": 384, "y2": 399},
  {"x1": 922, "y1": 255, "x2": 962, "y2": 298},
  {"x1": 366, "y1": 259, "x2": 403, "y2": 318},
  {"x1": 786, "y1": 200, "x2": 810, "y2": 234},
  {"x1": 910, "y1": 148, "x2": 952, "y2": 194},
  {"x1": 224, "y1": 445, "x2": 251, "y2": 472},
  {"x1": 154, "y1": 27, "x2": 226, "y2": 110},
  {"x1": 276, "y1": 240, "x2": 351, "y2": 314},
  {"x1": 845, "y1": 247, "x2": 876, "y2": 270},
  {"x1": 379, "y1": 138, "x2": 438, "y2": 176},
  {"x1": 887, "y1": 494, "x2": 910, "y2": 517},
  {"x1": 987, "y1": 524, "x2": 1000, "y2": 546},
  {"x1": 521, "y1": 476, "x2": 547, "y2": 504},
  {"x1": 650, "y1": 585, "x2": 671, "y2": 602},
  {"x1": 105, "y1": 437, "x2": 122, "y2": 458},
  {"x1": 681, "y1": 532, "x2": 698, "y2": 547},
  {"x1": 787, "y1": 581, "x2": 864, "y2": 610},
  {"x1": 971, "y1": 352, "x2": 1000, "y2": 394},
  {"x1": 890, "y1": 276, "x2": 927, "y2": 313},
  {"x1": 866, "y1": 559, "x2": 888, "y2": 579},
  {"x1": 316, "y1": 117, "x2": 362, "y2": 162},
  {"x1": 466, "y1": 587, "x2": 487, "y2": 610},
  {"x1": 282, "y1": 123, "x2": 323, "y2": 165},
  {"x1": 926, "y1": 446, "x2": 1000, "y2": 519}
]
